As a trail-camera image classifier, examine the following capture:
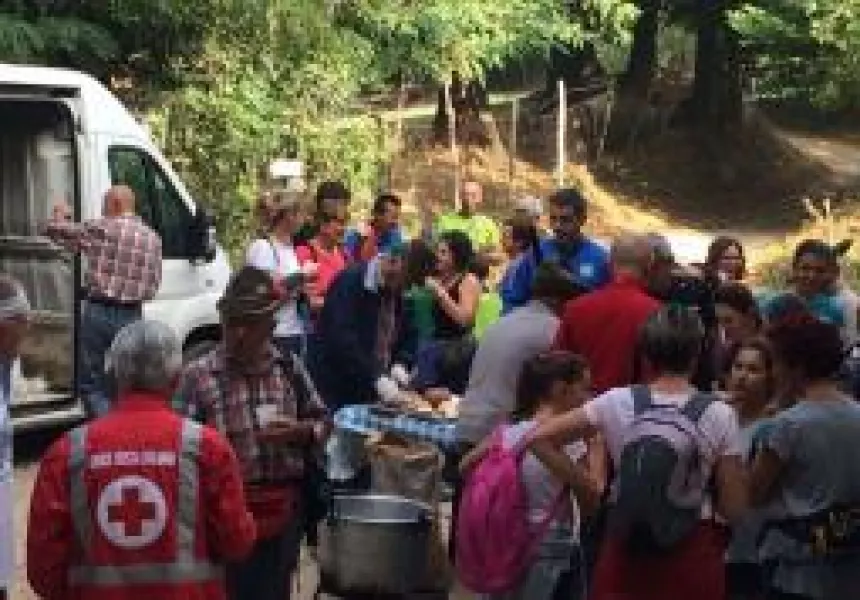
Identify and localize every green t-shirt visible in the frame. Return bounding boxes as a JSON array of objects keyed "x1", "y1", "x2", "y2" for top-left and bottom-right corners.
[
  {"x1": 473, "y1": 291, "x2": 502, "y2": 340},
  {"x1": 405, "y1": 286, "x2": 436, "y2": 341},
  {"x1": 435, "y1": 212, "x2": 501, "y2": 251}
]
